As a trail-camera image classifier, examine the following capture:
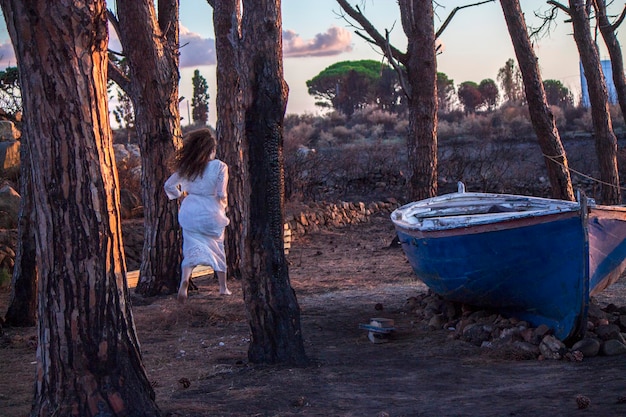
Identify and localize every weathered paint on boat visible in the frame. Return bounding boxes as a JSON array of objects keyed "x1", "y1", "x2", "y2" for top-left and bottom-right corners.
[{"x1": 391, "y1": 184, "x2": 626, "y2": 341}]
